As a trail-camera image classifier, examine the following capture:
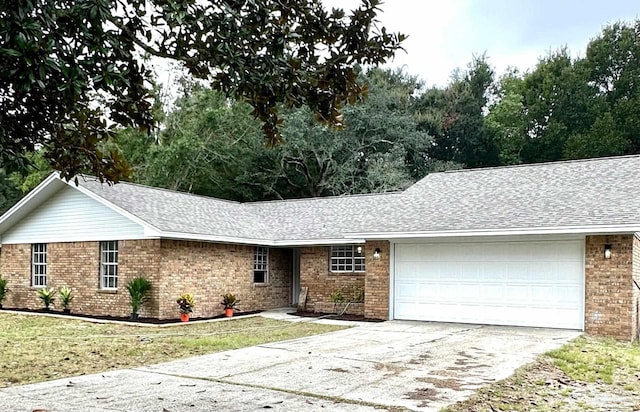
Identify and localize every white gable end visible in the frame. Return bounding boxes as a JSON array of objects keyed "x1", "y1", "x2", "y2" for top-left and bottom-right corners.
[{"x1": 2, "y1": 185, "x2": 148, "y2": 244}]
